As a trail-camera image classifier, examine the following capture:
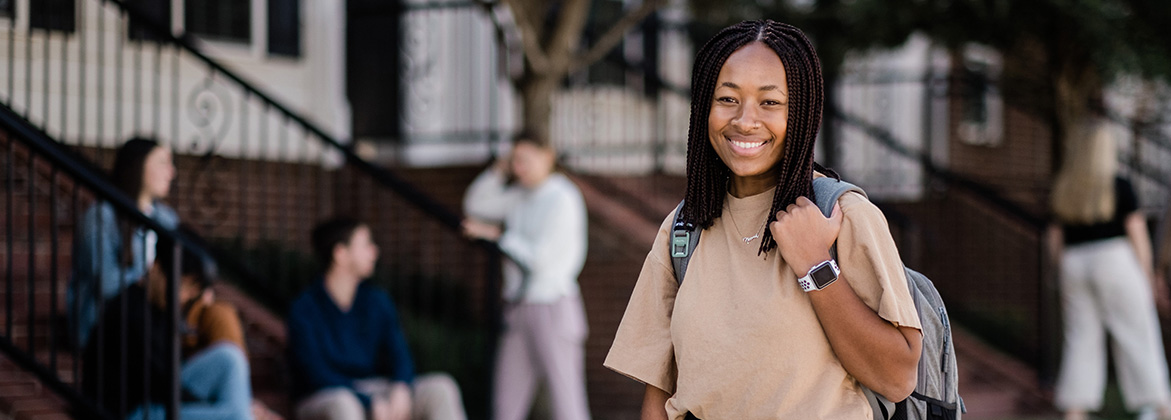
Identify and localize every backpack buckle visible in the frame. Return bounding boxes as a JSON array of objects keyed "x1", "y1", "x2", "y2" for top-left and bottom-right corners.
[{"x1": 671, "y1": 222, "x2": 694, "y2": 257}]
